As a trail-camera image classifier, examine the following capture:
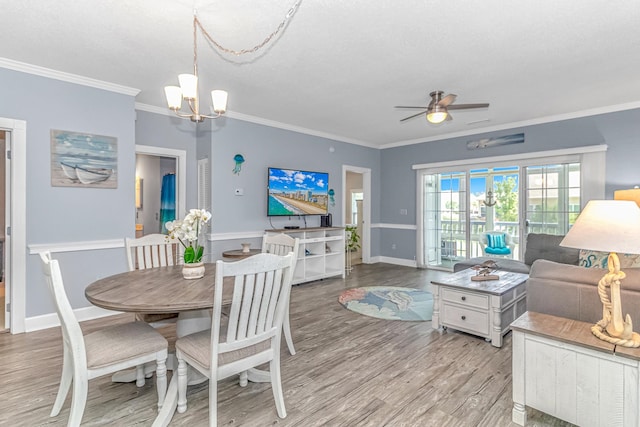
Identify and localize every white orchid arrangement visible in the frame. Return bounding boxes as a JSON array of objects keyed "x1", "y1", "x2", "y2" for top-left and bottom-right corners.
[{"x1": 165, "y1": 209, "x2": 212, "y2": 264}]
